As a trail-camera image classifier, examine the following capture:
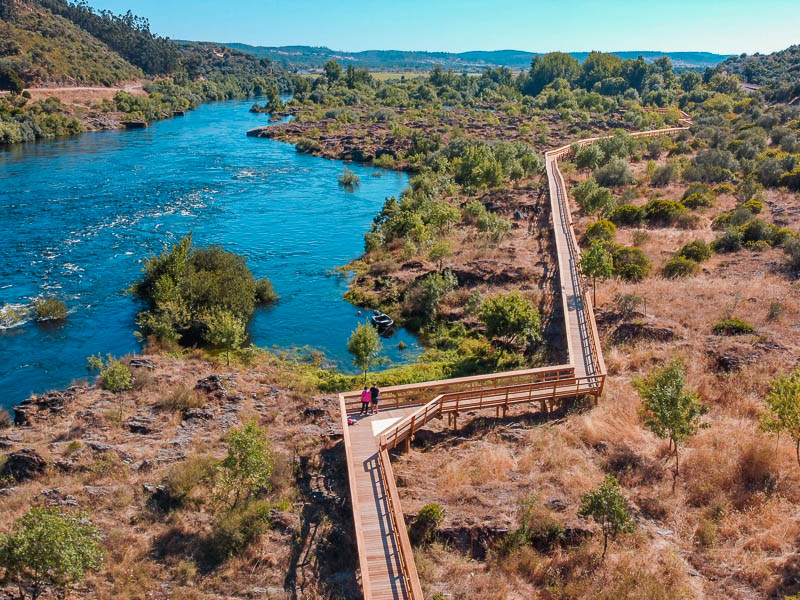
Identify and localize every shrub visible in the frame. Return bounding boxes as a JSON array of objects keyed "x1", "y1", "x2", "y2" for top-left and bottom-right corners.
[
  {"x1": 573, "y1": 177, "x2": 616, "y2": 215},
  {"x1": 677, "y1": 240, "x2": 713, "y2": 262},
  {"x1": 681, "y1": 192, "x2": 713, "y2": 209},
  {"x1": 206, "y1": 499, "x2": 272, "y2": 563},
  {"x1": 163, "y1": 455, "x2": 217, "y2": 508},
  {"x1": 786, "y1": 236, "x2": 800, "y2": 271},
  {"x1": 713, "y1": 318, "x2": 755, "y2": 336},
  {"x1": 0, "y1": 408, "x2": 11, "y2": 429},
  {"x1": 759, "y1": 368, "x2": 800, "y2": 468},
  {"x1": 594, "y1": 156, "x2": 635, "y2": 186},
  {"x1": 632, "y1": 229, "x2": 650, "y2": 247},
  {"x1": 612, "y1": 246, "x2": 652, "y2": 282},
  {"x1": 410, "y1": 503, "x2": 445, "y2": 545},
  {"x1": 741, "y1": 199, "x2": 763, "y2": 214},
  {"x1": 32, "y1": 297, "x2": 67, "y2": 321},
  {"x1": 643, "y1": 198, "x2": 686, "y2": 226},
  {"x1": 662, "y1": 256, "x2": 699, "y2": 279},
  {"x1": 0, "y1": 508, "x2": 103, "y2": 599},
  {"x1": 741, "y1": 219, "x2": 776, "y2": 245},
  {"x1": 713, "y1": 228, "x2": 744, "y2": 253},
  {"x1": 295, "y1": 137, "x2": 320, "y2": 153},
  {"x1": 254, "y1": 278, "x2": 279, "y2": 304},
  {"x1": 578, "y1": 475, "x2": 635, "y2": 559},
  {"x1": 779, "y1": 167, "x2": 800, "y2": 191},
  {"x1": 157, "y1": 386, "x2": 205, "y2": 411},
  {"x1": 479, "y1": 291, "x2": 542, "y2": 346},
  {"x1": 609, "y1": 205, "x2": 644, "y2": 226},
  {"x1": 613, "y1": 292, "x2": 643, "y2": 319},
  {"x1": 86, "y1": 354, "x2": 132, "y2": 393},
  {"x1": 650, "y1": 162, "x2": 679, "y2": 187},
  {"x1": 338, "y1": 167, "x2": 360, "y2": 189},
  {"x1": 204, "y1": 310, "x2": 246, "y2": 366},
  {"x1": 583, "y1": 219, "x2": 617, "y2": 245}
]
